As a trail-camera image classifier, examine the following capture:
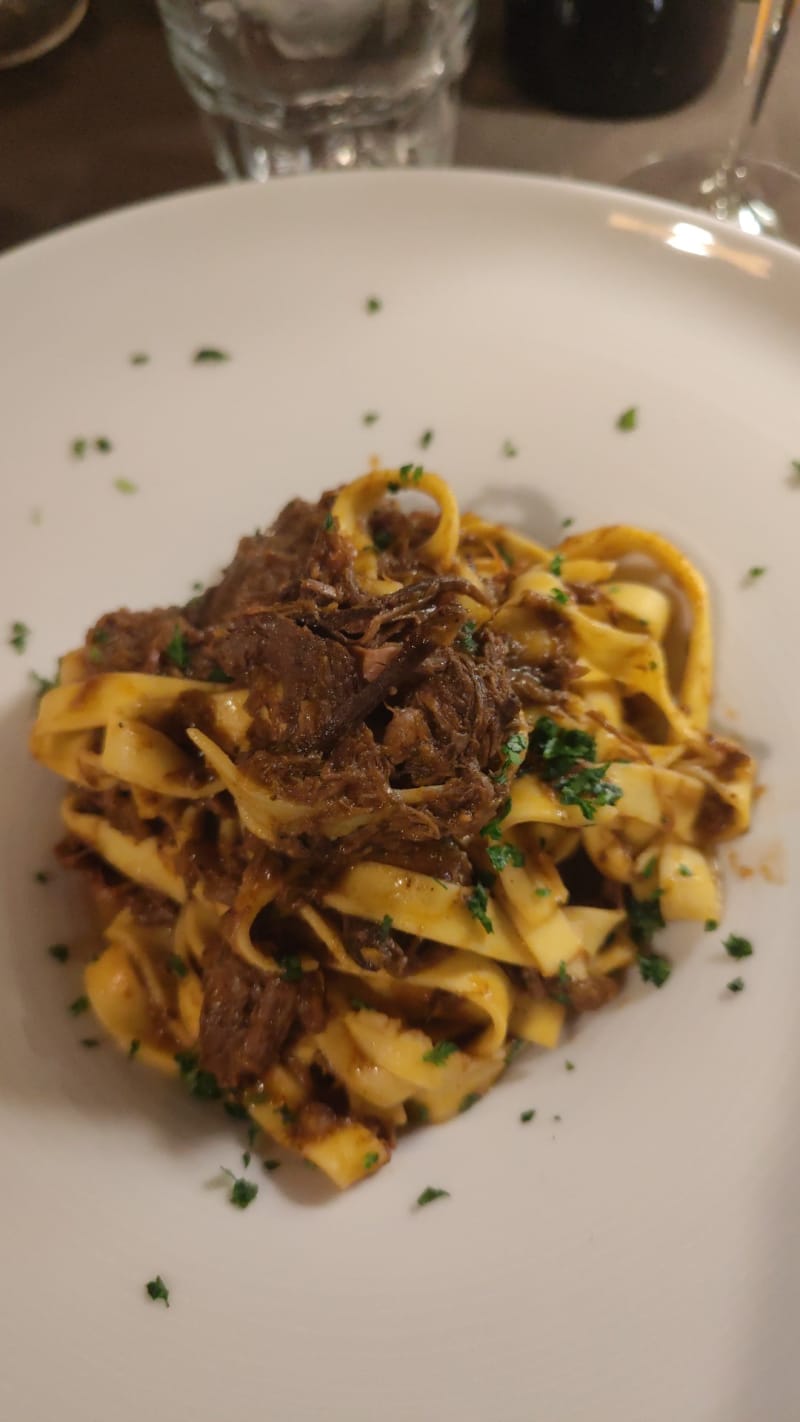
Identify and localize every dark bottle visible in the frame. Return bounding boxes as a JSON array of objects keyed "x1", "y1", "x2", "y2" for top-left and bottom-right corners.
[{"x1": 505, "y1": 0, "x2": 737, "y2": 118}]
